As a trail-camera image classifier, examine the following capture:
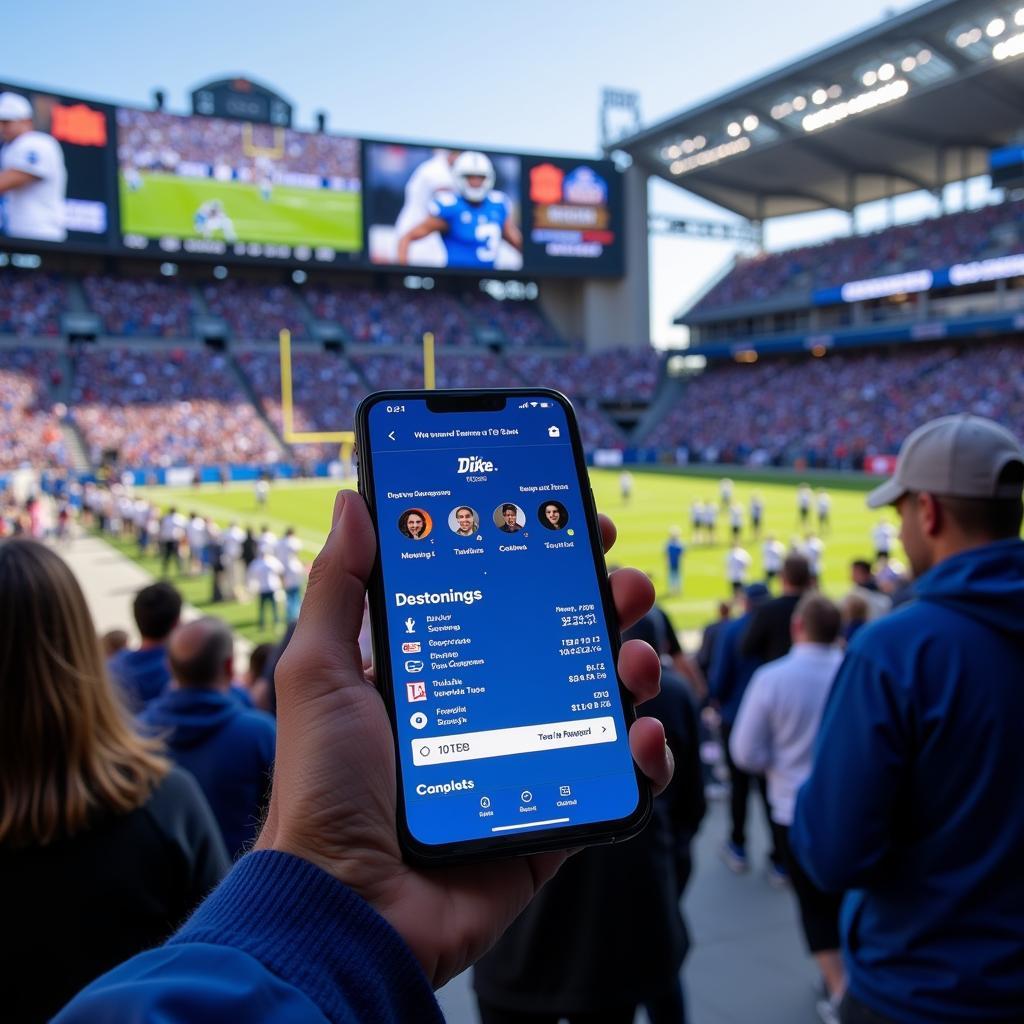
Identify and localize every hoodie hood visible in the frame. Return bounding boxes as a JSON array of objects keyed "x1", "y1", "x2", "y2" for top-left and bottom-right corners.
[
  {"x1": 913, "y1": 538, "x2": 1024, "y2": 639},
  {"x1": 140, "y1": 689, "x2": 241, "y2": 749}
]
